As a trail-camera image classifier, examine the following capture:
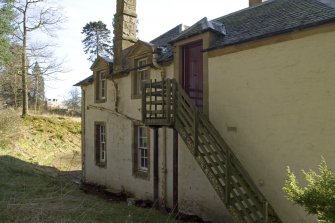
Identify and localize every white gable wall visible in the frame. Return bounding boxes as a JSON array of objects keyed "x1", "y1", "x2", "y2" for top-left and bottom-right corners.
[{"x1": 208, "y1": 29, "x2": 335, "y2": 223}]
